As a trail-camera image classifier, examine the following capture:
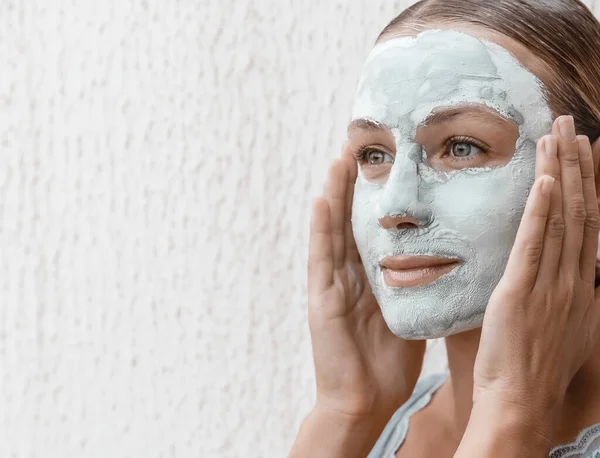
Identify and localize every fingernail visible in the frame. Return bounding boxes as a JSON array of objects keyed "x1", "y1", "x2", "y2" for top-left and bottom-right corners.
[
  {"x1": 577, "y1": 134, "x2": 591, "y2": 156},
  {"x1": 544, "y1": 135, "x2": 557, "y2": 157},
  {"x1": 558, "y1": 116, "x2": 576, "y2": 141},
  {"x1": 541, "y1": 176, "x2": 555, "y2": 197}
]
